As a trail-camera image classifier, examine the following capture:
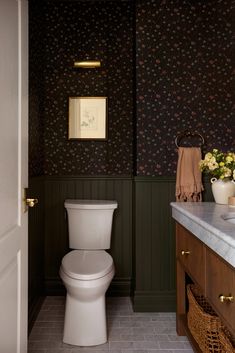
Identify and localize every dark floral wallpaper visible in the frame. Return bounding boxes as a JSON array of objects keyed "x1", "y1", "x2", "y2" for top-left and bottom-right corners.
[
  {"x1": 42, "y1": 1, "x2": 134, "y2": 176},
  {"x1": 29, "y1": 2, "x2": 45, "y2": 177},
  {"x1": 29, "y1": 0, "x2": 234, "y2": 177},
  {"x1": 136, "y1": 0, "x2": 234, "y2": 176}
]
